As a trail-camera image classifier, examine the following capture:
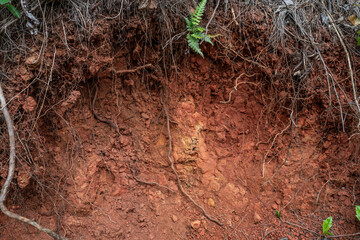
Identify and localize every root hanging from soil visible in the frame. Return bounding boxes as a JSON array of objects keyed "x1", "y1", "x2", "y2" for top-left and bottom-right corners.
[
  {"x1": 91, "y1": 83, "x2": 118, "y2": 132},
  {"x1": 162, "y1": 100, "x2": 223, "y2": 227},
  {"x1": 0, "y1": 84, "x2": 67, "y2": 240},
  {"x1": 220, "y1": 73, "x2": 258, "y2": 104},
  {"x1": 110, "y1": 63, "x2": 153, "y2": 75},
  {"x1": 130, "y1": 167, "x2": 175, "y2": 193}
]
